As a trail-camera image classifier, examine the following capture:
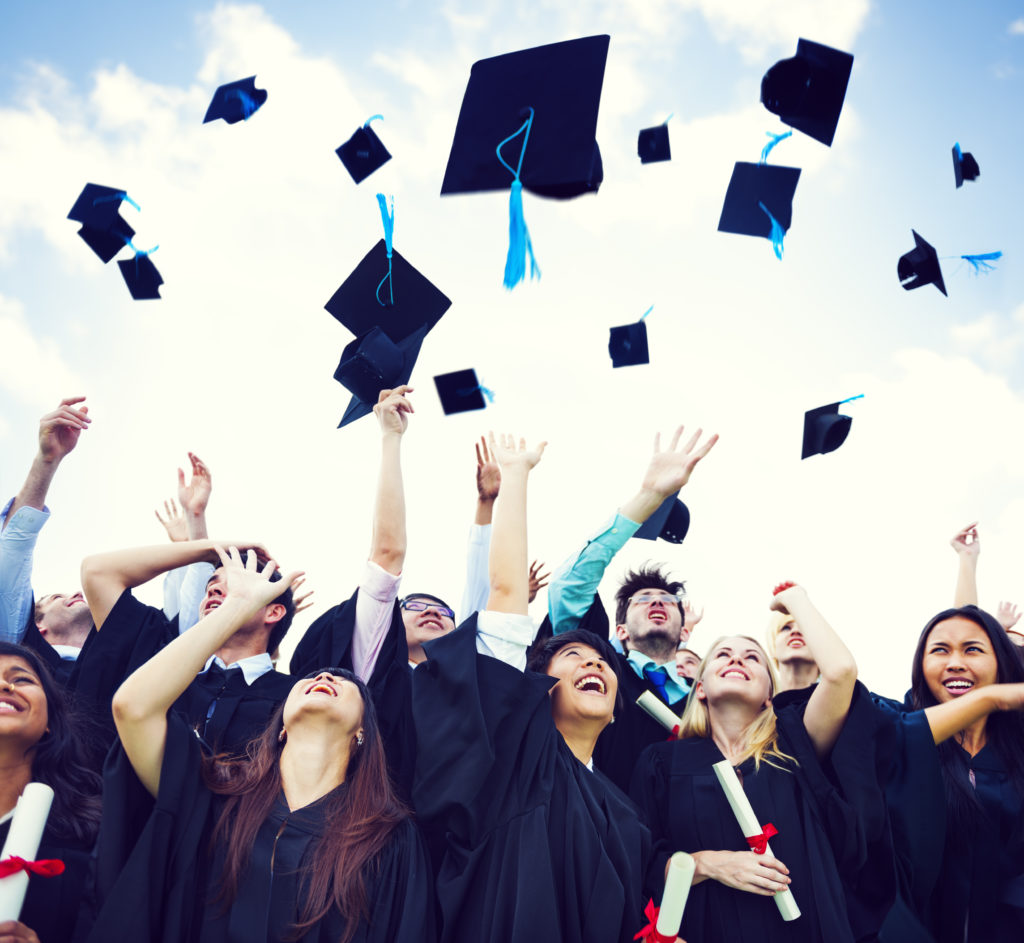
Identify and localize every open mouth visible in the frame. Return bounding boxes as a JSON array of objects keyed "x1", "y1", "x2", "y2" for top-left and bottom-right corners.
[
  {"x1": 0, "y1": 698, "x2": 24, "y2": 713},
  {"x1": 720, "y1": 668, "x2": 750, "y2": 681},
  {"x1": 648, "y1": 610, "x2": 667, "y2": 624},
  {"x1": 418, "y1": 617, "x2": 445, "y2": 632},
  {"x1": 787, "y1": 638, "x2": 805, "y2": 649},
  {"x1": 66, "y1": 593, "x2": 85, "y2": 607},
  {"x1": 305, "y1": 682, "x2": 338, "y2": 697},
  {"x1": 203, "y1": 599, "x2": 223, "y2": 616},
  {"x1": 573, "y1": 673, "x2": 607, "y2": 696},
  {"x1": 942, "y1": 678, "x2": 974, "y2": 696}
]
